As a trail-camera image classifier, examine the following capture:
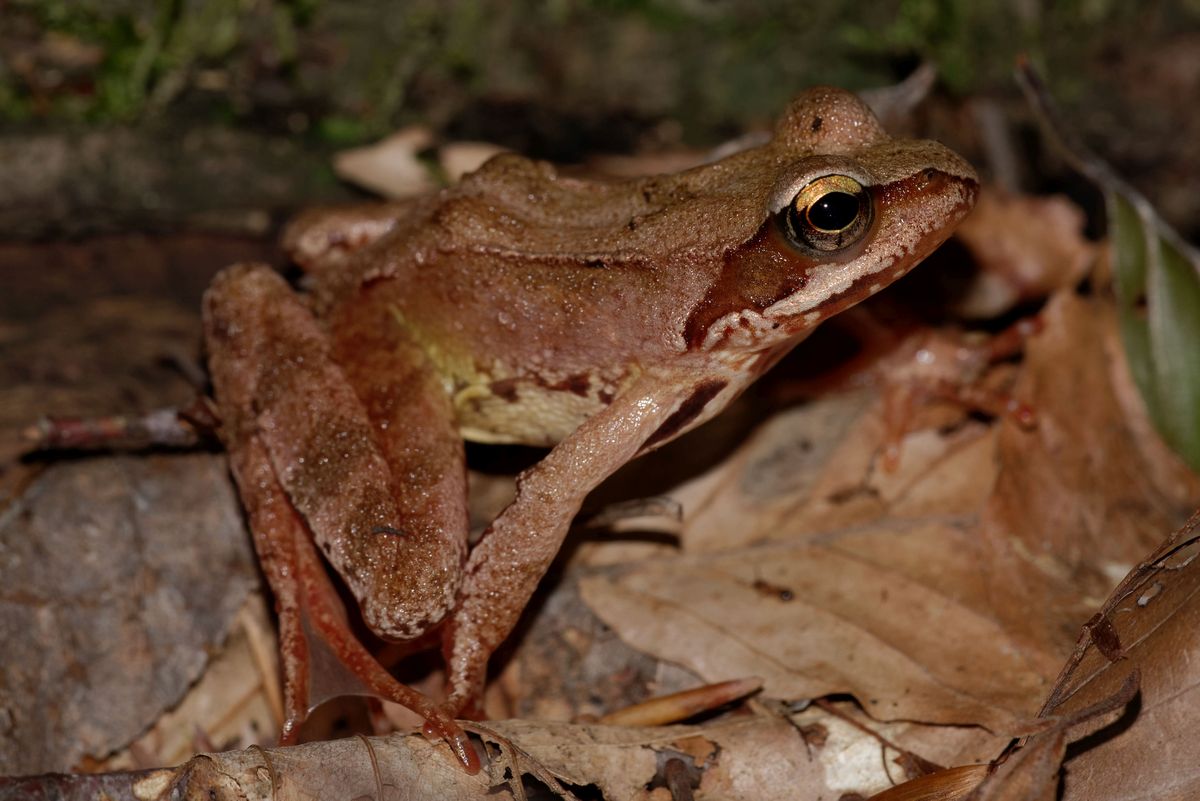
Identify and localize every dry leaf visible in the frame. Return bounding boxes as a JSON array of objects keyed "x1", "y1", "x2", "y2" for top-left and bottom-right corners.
[
  {"x1": 967, "y1": 732, "x2": 1064, "y2": 801},
  {"x1": 580, "y1": 291, "x2": 1199, "y2": 755},
  {"x1": 1040, "y1": 516, "x2": 1200, "y2": 800},
  {"x1": 951, "y1": 188, "x2": 1096, "y2": 318},
  {"x1": 333, "y1": 127, "x2": 437, "y2": 199},
  {"x1": 980, "y1": 294, "x2": 1199, "y2": 658},
  {"x1": 867, "y1": 764, "x2": 990, "y2": 801}
]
